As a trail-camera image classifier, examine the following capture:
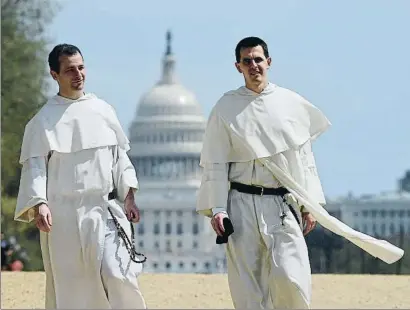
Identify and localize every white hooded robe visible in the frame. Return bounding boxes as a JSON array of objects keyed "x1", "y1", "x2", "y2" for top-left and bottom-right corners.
[
  {"x1": 14, "y1": 93, "x2": 147, "y2": 309},
  {"x1": 196, "y1": 83, "x2": 404, "y2": 308}
]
